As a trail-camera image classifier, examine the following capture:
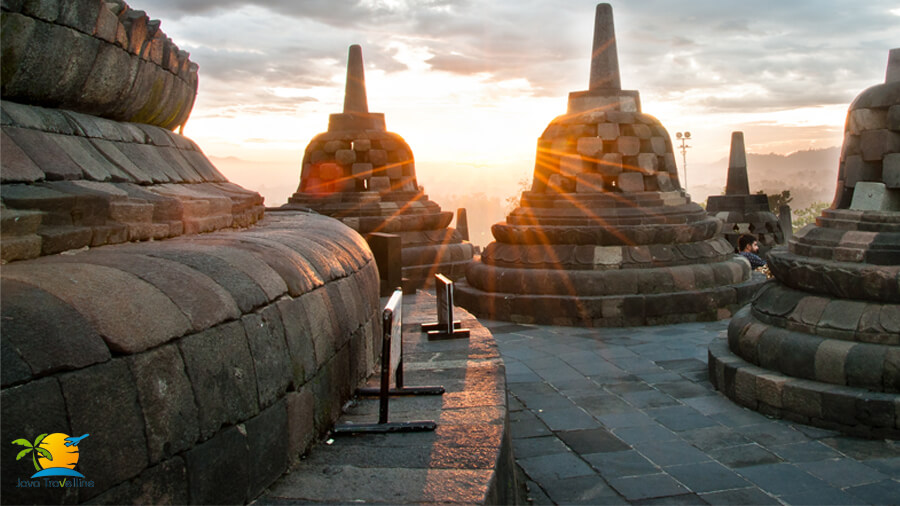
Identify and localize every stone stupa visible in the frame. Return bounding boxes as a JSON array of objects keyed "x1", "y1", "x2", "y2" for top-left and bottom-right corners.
[
  {"x1": 706, "y1": 132, "x2": 785, "y2": 254},
  {"x1": 455, "y1": 4, "x2": 761, "y2": 326},
  {"x1": 281, "y1": 45, "x2": 473, "y2": 288},
  {"x1": 709, "y1": 49, "x2": 900, "y2": 438}
]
